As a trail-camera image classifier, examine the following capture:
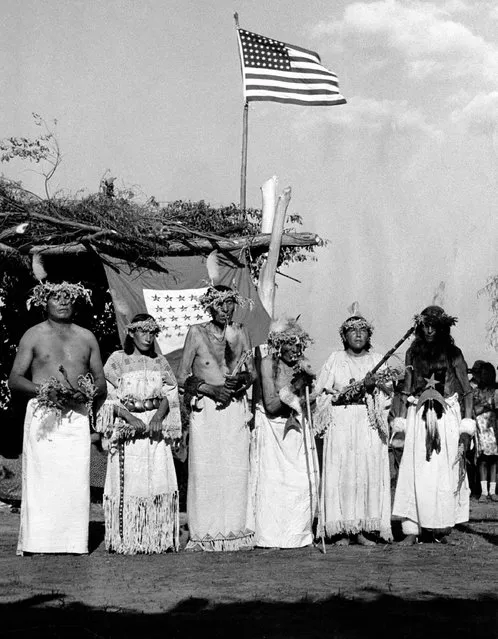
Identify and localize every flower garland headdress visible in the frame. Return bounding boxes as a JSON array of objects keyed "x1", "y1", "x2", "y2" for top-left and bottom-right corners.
[
  {"x1": 125, "y1": 318, "x2": 161, "y2": 334},
  {"x1": 27, "y1": 281, "x2": 92, "y2": 309},
  {"x1": 267, "y1": 317, "x2": 313, "y2": 358},
  {"x1": 413, "y1": 305, "x2": 457, "y2": 328},
  {"x1": 198, "y1": 286, "x2": 254, "y2": 312}
]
